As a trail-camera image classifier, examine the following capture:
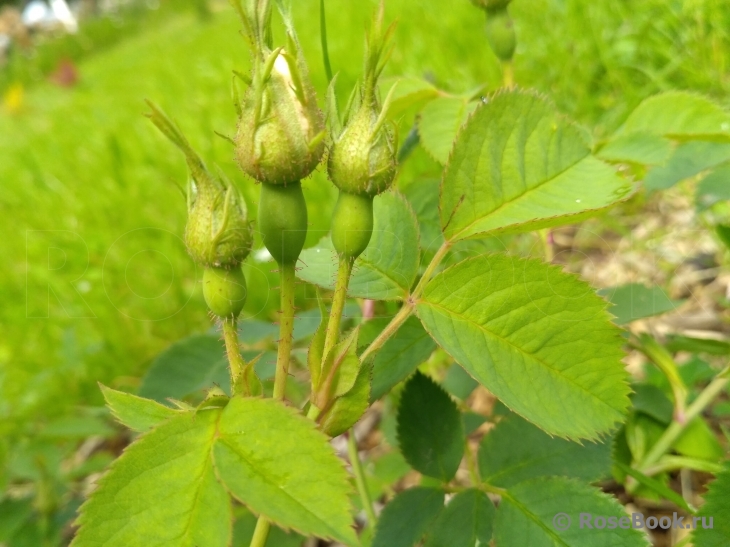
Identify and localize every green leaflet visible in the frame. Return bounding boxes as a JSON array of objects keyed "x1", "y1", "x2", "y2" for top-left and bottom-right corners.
[
  {"x1": 381, "y1": 76, "x2": 440, "y2": 118},
  {"x1": 402, "y1": 179, "x2": 444, "y2": 253},
  {"x1": 138, "y1": 333, "x2": 232, "y2": 400},
  {"x1": 596, "y1": 132, "x2": 672, "y2": 166},
  {"x1": 372, "y1": 487, "x2": 445, "y2": 547},
  {"x1": 613, "y1": 461, "x2": 694, "y2": 514},
  {"x1": 307, "y1": 291, "x2": 329, "y2": 391},
  {"x1": 331, "y1": 327, "x2": 361, "y2": 398},
  {"x1": 494, "y1": 477, "x2": 650, "y2": 547},
  {"x1": 674, "y1": 418, "x2": 725, "y2": 462},
  {"x1": 71, "y1": 410, "x2": 231, "y2": 547},
  {"x1": 100, "y1": 384, "x2": 179, "y2": 432},
  {"x1": 396, "y1": 372, "x2": 464, "y2": 481},
  {"x1": 320, "y1": 359, "x2": 372, "y2": 438},
  {"x1": 478, "y1": 414, "x2": 612, "y2": 488},
  {"x1": 442, "y1": 363, "x2": 478, "y2": 400},
  {"x1": 314, "y1": 326, "x2": 361, "y2": 407},
  {"x1": 693, "y1": 461, "x2": 730, "y2": 547},
  {"x1": 419, "y1": 96, "x2": 478, "y2": 164},
  {"x1": 616, "y1": 91, "x2": 730, "y2": 141},
  {"x1": 416, "y1": 254, "x2": 630, "y2": 440},
  {"x1": 440, "y1": 90, "x2": 632, "y2": 241},
  {"x1": 0, "y1": 498, "x2": 34, "y2": 543},
  {"x1": 630, "y1": 384, "x2": 673, "y2": 423},
  {"x1": 213, "y1": 397, "x2": 357, "y2": 546},
  {"x1": 697, "y1": 165, "x2": 730, "y2": 210},
  {"x1": 72, "y1": 398, "x2": 357, "y2": 546},
  {"x1": 298, "y1": 191, "x2": 420, "y2": 300},
  {"x1": 138, "y1": 333, "x2": 272, "y2": 400},
  {"x1": 423, "y1": 489, "x2": 495, "y2": 547},
  {"x1": 599, "y1": 283, "x2": 683, "y2": 325},
  {"x1": 644, "y1": 141, "x2": 730, "y2": 191},
  {"x1": 370, "y1": 316, "x2": 437, "y2": 402}
]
